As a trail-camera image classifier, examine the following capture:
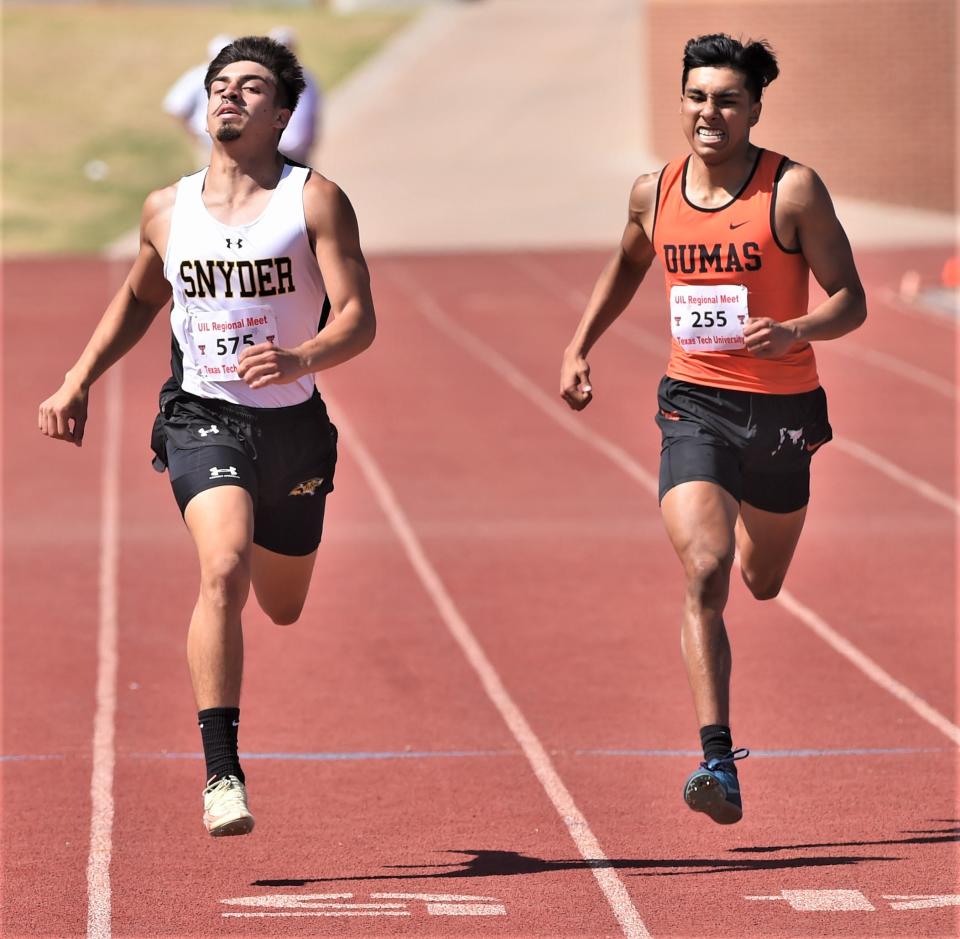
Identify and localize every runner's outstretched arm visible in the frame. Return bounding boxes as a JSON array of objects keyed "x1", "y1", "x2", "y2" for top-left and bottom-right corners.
[
  {"x1": 561, "y1": 173, "x2": 658, "y2": 410},
  {"x1": 744, "y1": 164, "x2": 867, "y2": 358},
  {"x1": 38, "y1": 189, "x2": 174, "y2": 445},
  {"x1": 236, "y1": 175, "x2": 375, "y2": 389}
]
